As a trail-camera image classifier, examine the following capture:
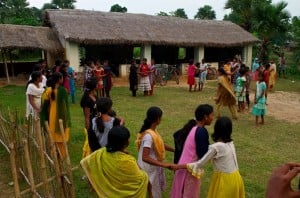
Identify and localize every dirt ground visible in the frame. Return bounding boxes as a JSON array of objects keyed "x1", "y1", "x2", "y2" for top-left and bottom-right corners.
[{"x1": 266, "y1": 91, "x2": 300, "y2": 123}]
